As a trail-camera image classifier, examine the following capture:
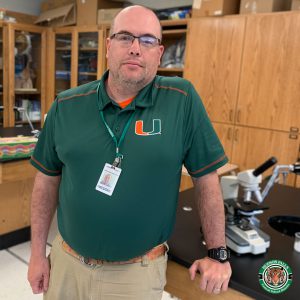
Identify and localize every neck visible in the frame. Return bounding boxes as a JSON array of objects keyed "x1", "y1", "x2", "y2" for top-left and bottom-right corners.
[{"x1": 106, "y1": 76, "x2": 140, "y2": 103}]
